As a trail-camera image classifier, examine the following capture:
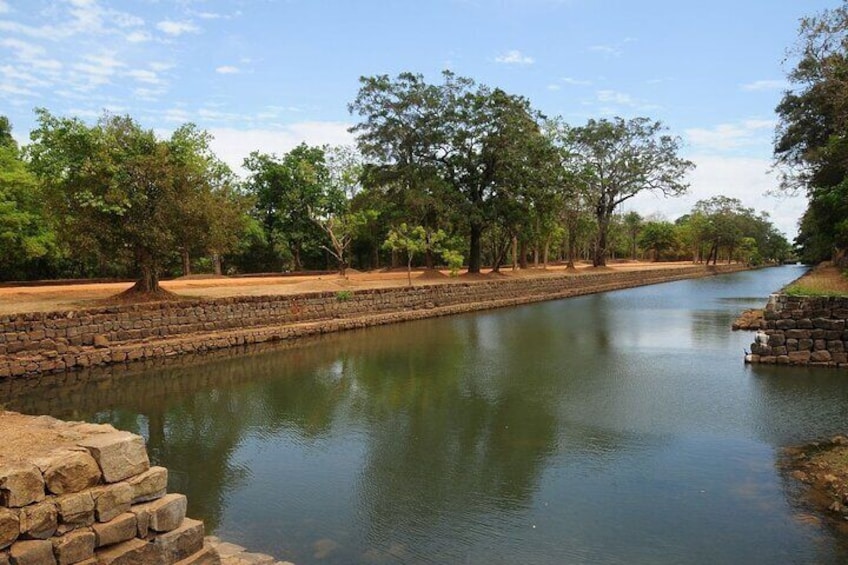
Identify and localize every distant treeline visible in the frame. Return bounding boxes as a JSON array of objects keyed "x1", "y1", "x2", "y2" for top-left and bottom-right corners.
[{"x1": 0, "y1": 72, "x2": 791, "y2": 289}]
